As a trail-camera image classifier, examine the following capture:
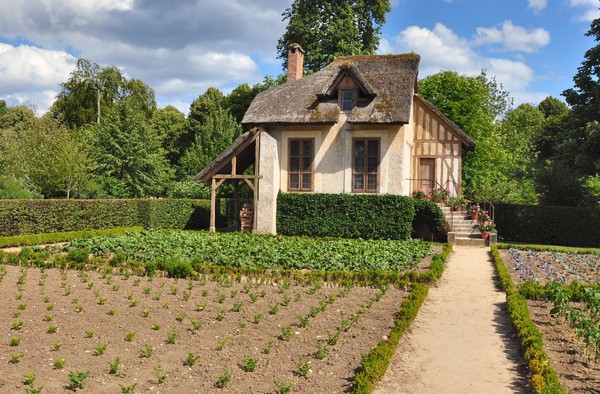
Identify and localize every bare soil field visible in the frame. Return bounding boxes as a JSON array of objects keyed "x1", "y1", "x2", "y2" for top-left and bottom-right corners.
[
  {"x1": 500, "y1": 248, "x2": 600, "y2": 393},
  {"x1": 0, "y1": 264, "x2": 406, "y2": 393}
]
